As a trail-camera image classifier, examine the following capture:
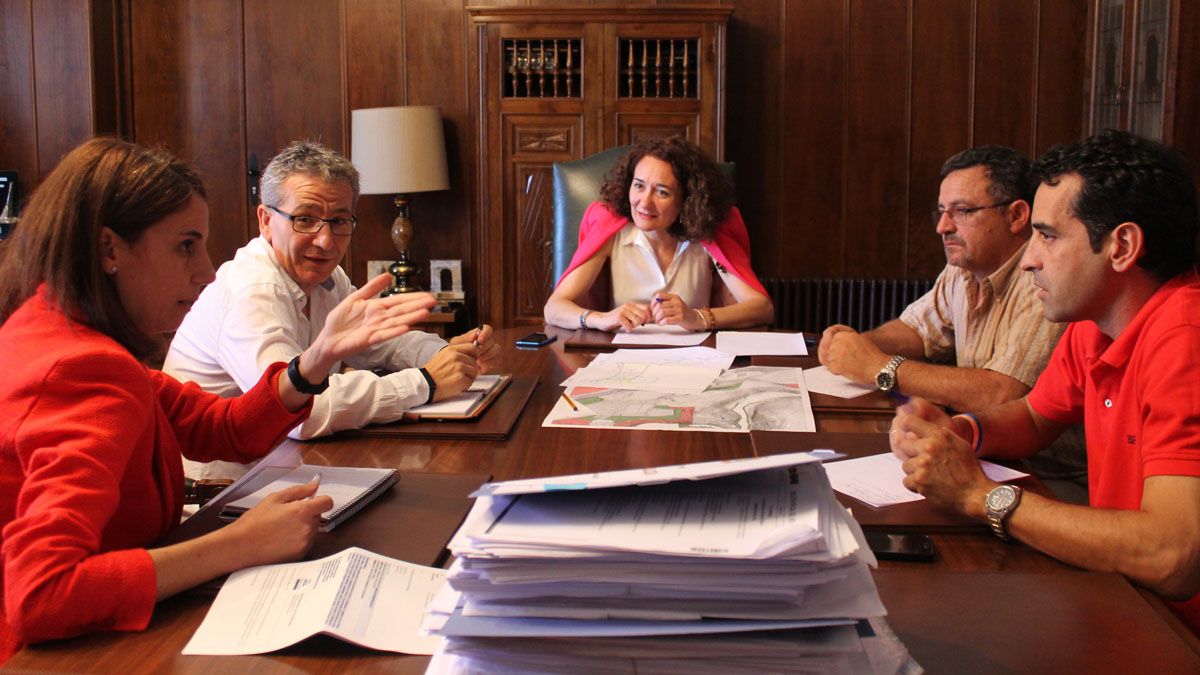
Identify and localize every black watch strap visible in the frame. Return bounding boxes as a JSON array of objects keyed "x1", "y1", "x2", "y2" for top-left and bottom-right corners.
[
  {"x1": 287, "y1": 355, "x2": 329, "y2": 395},
  {"x1": 419, "y1": 367, "x2": 437, "y2": 404}
]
